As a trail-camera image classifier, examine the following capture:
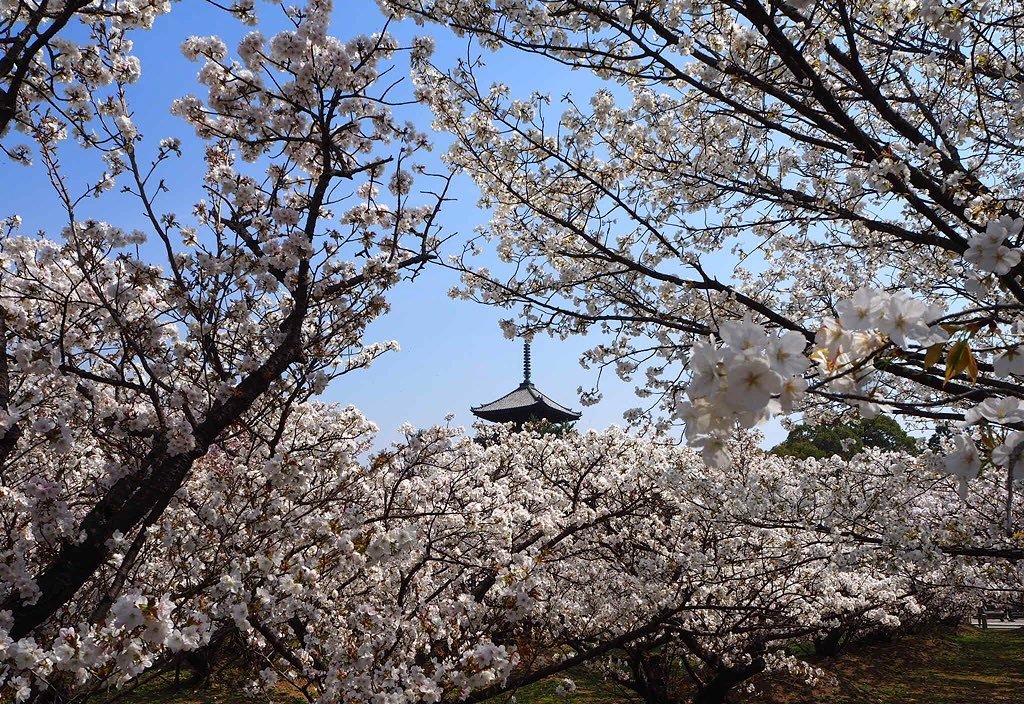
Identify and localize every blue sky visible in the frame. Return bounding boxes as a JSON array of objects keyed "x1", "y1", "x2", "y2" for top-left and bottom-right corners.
[{"x1": 4, "y1": 1, "x2": 785, "y2": 446}]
